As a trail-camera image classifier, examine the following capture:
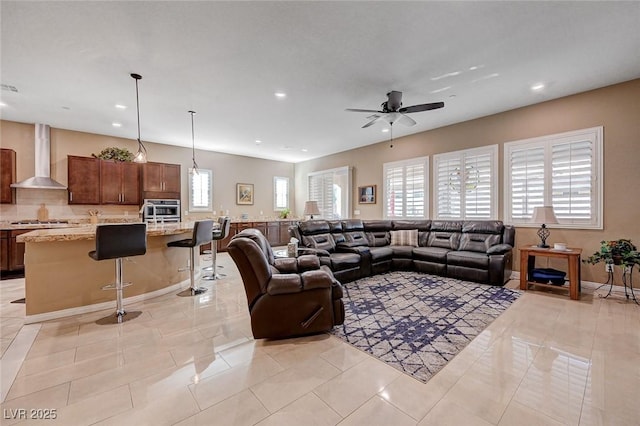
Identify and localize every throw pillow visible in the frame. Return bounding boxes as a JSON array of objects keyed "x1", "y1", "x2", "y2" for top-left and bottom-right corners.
[{"x1": 390, "y1": 229, "x2": 418, "y2": 247}]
